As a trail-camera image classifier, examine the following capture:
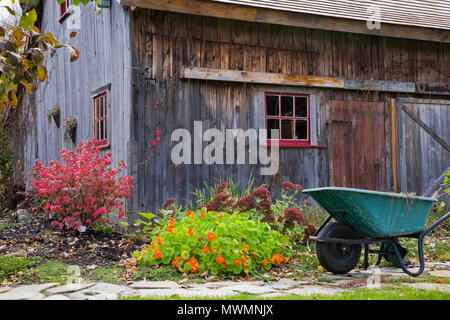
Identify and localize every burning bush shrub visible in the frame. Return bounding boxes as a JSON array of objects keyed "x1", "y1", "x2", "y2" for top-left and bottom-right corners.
[{"x1": 29, "y1": 139, "x2": 134, "y2": 231}]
